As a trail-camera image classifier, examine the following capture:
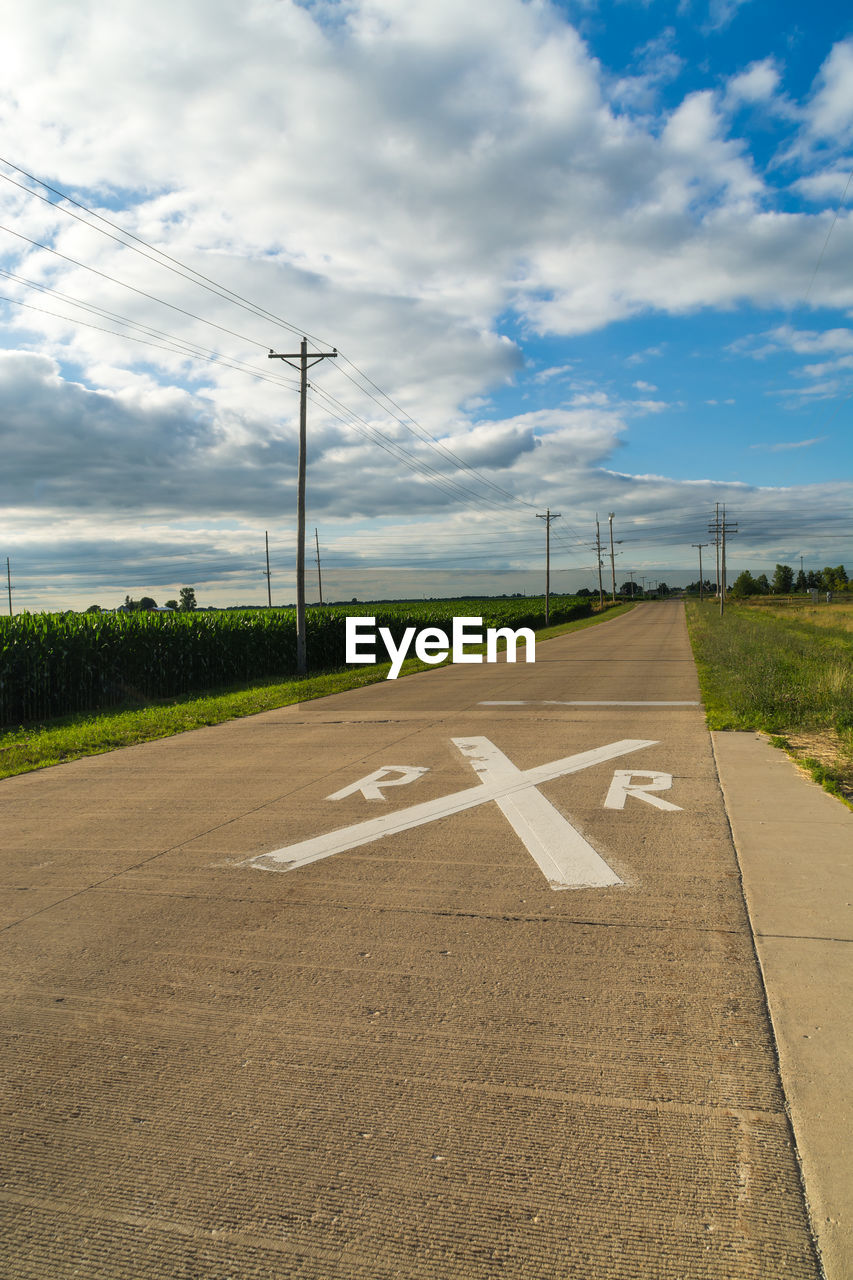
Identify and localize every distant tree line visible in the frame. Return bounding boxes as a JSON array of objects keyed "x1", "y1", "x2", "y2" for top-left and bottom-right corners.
[
  {"x1": 86, "y1": 587, "x2": 198, "y2": 613},
  {"x1": 728, "y1": 564, "x2": 849, "y2": 598},
  {"x1": 577, "y1": 583, "x2": 672, "y2": 599}
]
